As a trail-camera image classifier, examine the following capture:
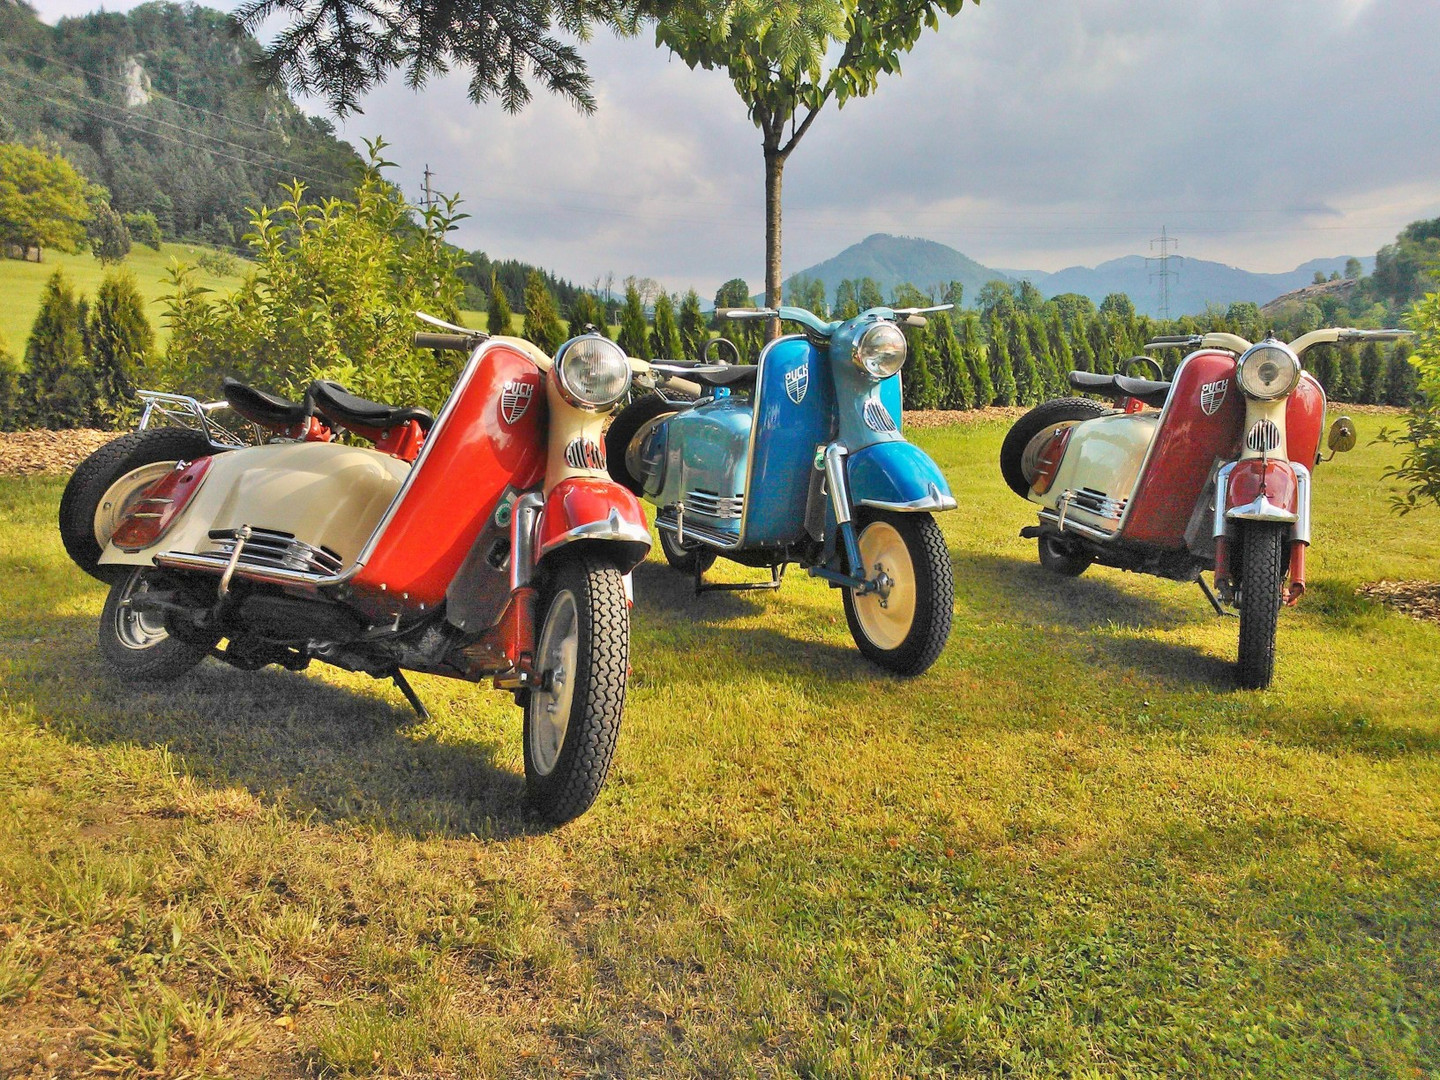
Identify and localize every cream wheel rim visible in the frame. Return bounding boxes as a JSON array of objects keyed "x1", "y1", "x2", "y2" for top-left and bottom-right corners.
[
  {"x1": 94, "y1": 461, "x2": 177, "y2": 548},
  {"x1": 528, "y1": 589, "x2": 579, "y2": 777},
  {"x1": 851, "y1": 521, "x2": 916, "y2": 652}
]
